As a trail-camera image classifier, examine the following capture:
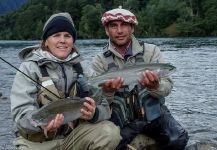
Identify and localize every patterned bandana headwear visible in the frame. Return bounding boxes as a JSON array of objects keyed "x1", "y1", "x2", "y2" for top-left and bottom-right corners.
[{"x1": 101, "y1": 6, "x2": 138, "y2": 26}]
